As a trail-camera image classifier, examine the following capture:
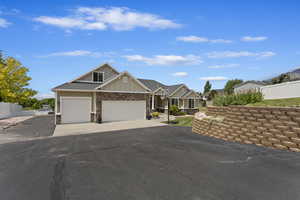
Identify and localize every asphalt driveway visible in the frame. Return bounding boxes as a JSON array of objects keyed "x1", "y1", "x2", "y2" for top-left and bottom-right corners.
[
  {"x1": 0, "y1": 126, "x2": 300, "y2": 200},
  {"x1": 0, "y1": 115, "x2": 55, "y2": 144}
]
